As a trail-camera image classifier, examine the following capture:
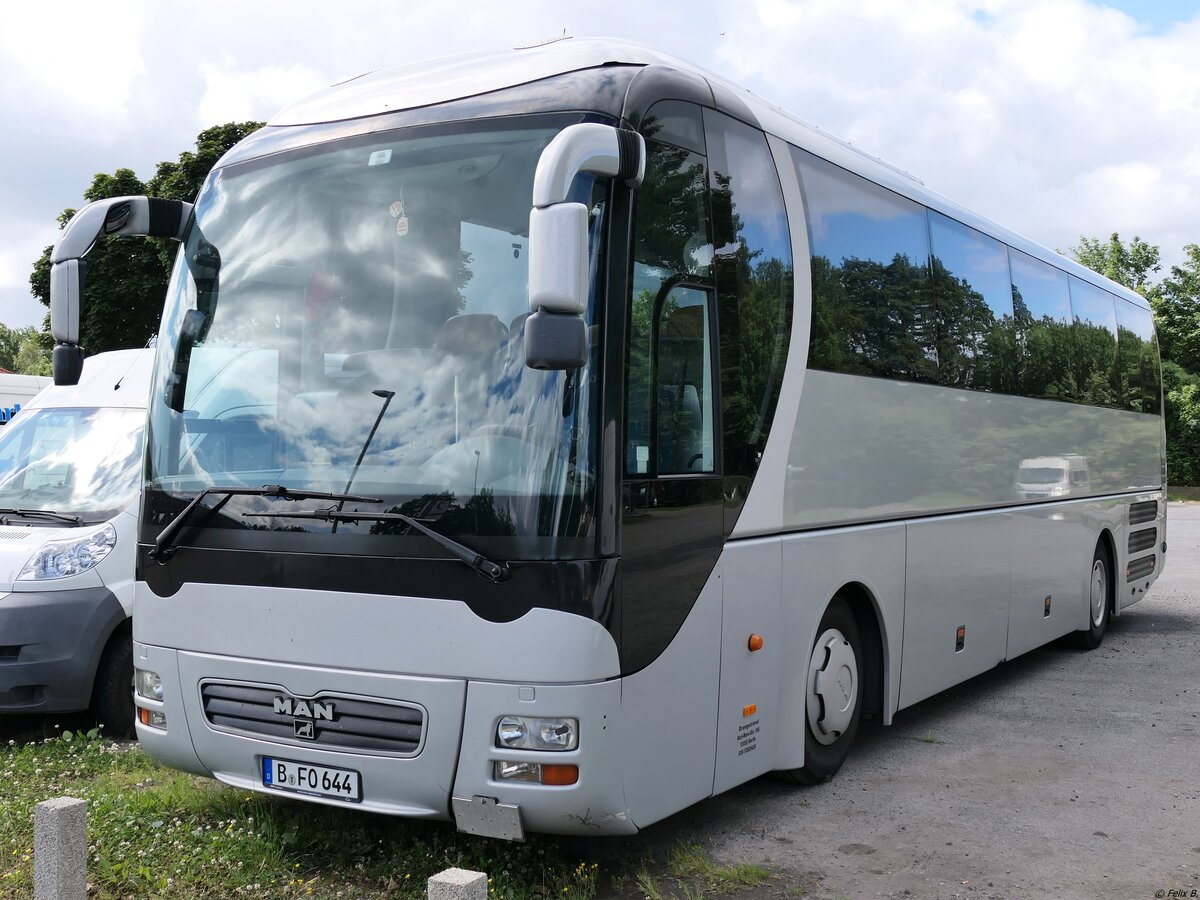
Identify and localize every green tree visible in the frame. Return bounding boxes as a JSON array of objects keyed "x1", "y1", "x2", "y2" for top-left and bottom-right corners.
[
  {"x1": 1150, "y1": 243, "x2": 1200, "y2": 367},
  {"x1": 14, "y1": 331, "x2": 52, "y2": 376},
  {"x1": 0, "y1": 323, "x2": 50, "y2": 374},
  {"x1": 28, "y1": 122, "x2": 263, "y2": 355},
  {"x1": 1067, "y1": 233, "x2": 1161, "y2": 297}
]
